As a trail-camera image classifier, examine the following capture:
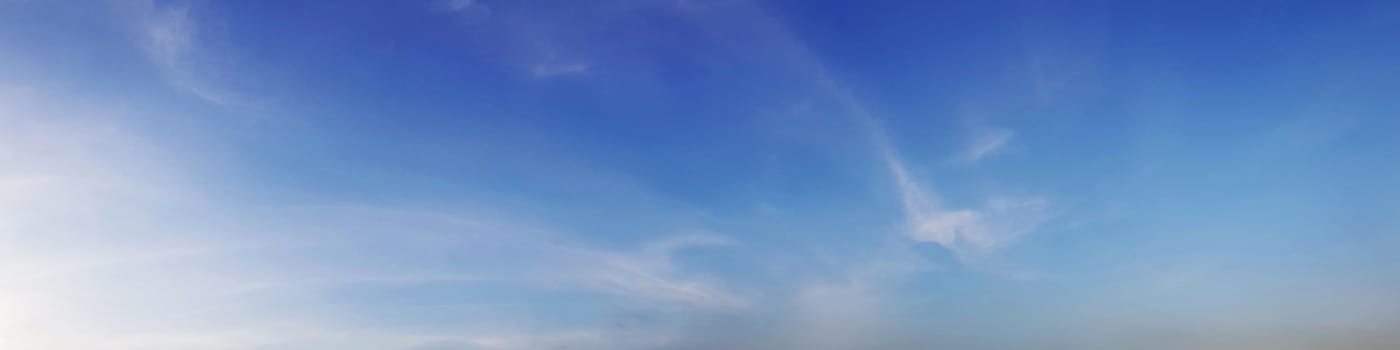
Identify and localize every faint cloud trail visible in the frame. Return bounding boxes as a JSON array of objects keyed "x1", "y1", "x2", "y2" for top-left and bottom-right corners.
[
  {"x1": 725, "y1": 1, "x2": 1048, "y2": 263},
  {"x1": 959, "y1": 127, "x2": 1016, "y2": 163},
  {"x1": 123, "y1": 0, "x2": 241, "y2": 105}
]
